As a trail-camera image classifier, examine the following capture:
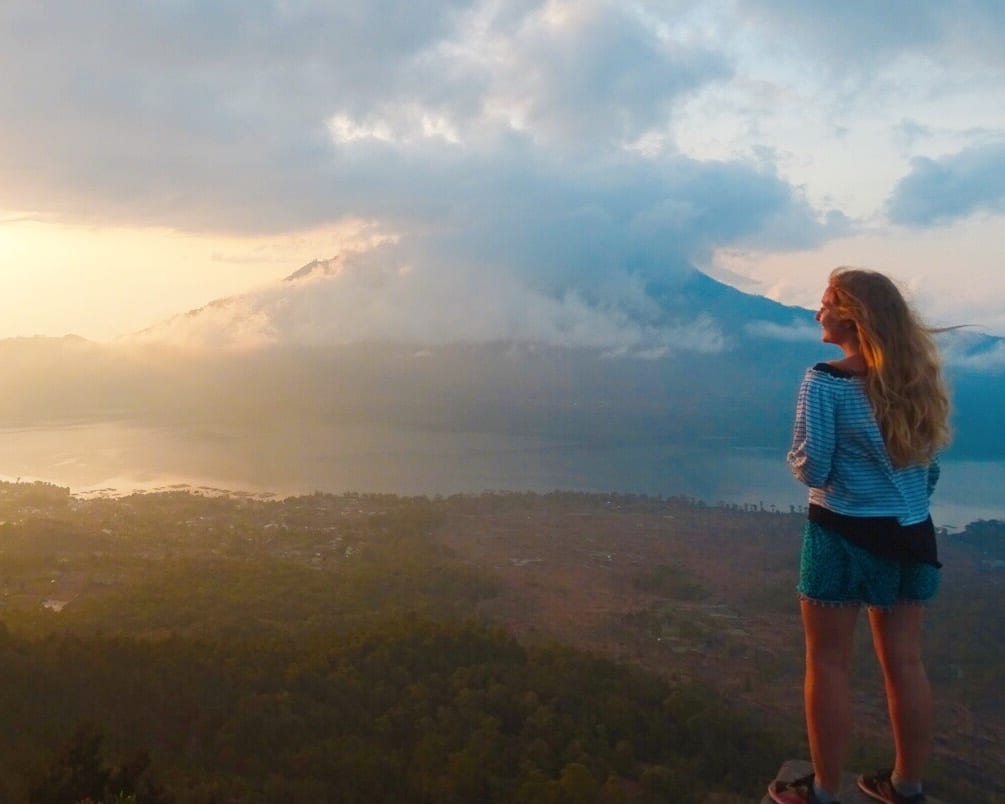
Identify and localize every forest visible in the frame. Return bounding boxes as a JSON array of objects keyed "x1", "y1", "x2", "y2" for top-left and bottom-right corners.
[{"x1": 0, "y1": 480, "x2": 1001, "y2": 803}]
